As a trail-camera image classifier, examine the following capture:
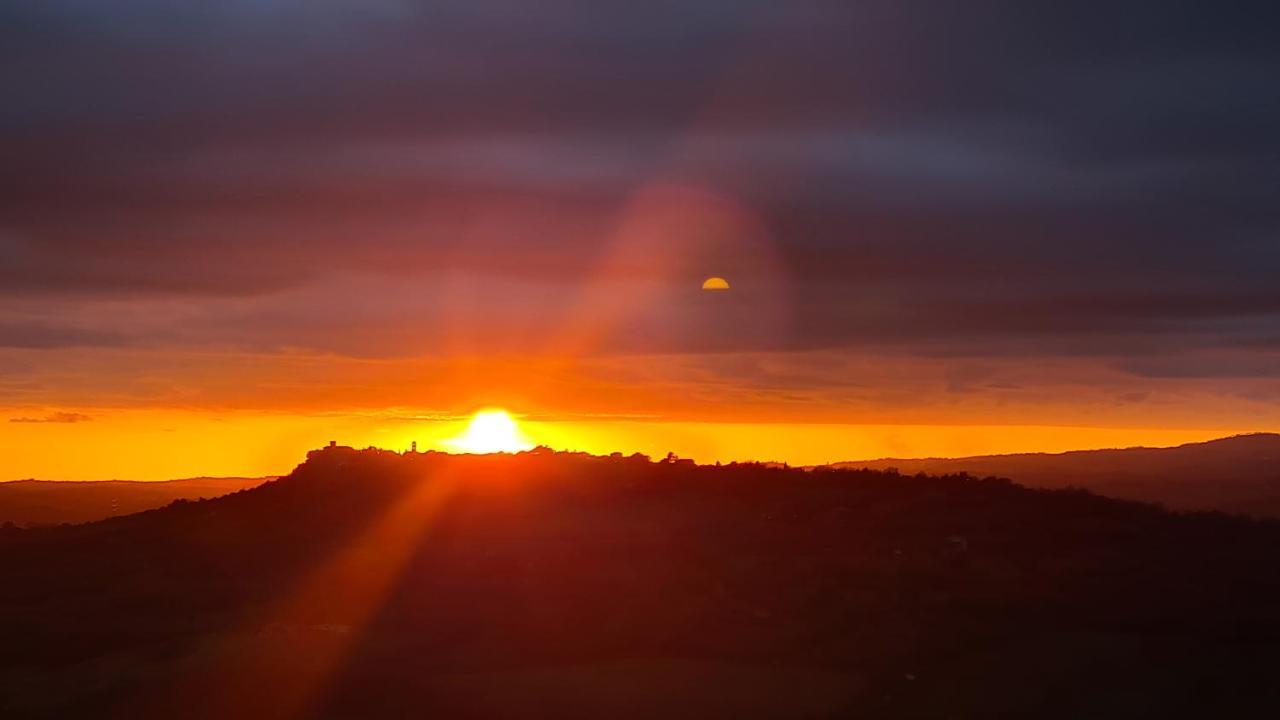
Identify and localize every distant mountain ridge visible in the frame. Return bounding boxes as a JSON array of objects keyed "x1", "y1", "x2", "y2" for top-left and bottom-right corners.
[
  {"x1": 826, "y1": 433, "x2": 1280, "y2": 517},
  {"x1": 0, "y1": 476, "x2": 274, "y2": 527}
]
